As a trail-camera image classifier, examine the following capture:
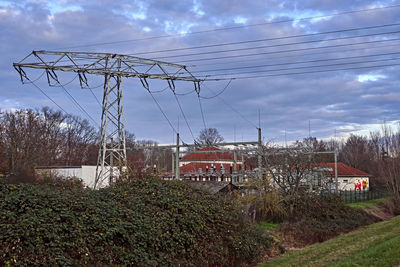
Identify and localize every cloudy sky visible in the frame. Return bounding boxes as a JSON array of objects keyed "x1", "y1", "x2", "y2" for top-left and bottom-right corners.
[{"x1": 1, "y1": 0, "x2": 400, "y2": 144}]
